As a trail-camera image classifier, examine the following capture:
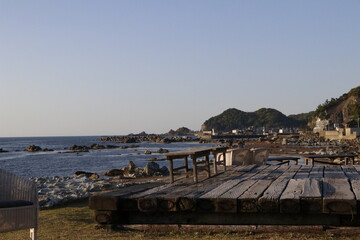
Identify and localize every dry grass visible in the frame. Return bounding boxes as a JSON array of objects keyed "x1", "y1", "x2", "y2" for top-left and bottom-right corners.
[{"x1": 1, "y1": 200, "x2": 360, "y2": 240}]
